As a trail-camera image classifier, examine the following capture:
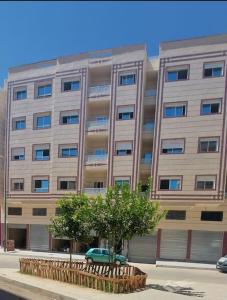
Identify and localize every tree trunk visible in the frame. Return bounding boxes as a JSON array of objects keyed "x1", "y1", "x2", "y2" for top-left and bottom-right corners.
[{"x1": 69, "y1": 239, "x2": 73, "y2": 268}]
